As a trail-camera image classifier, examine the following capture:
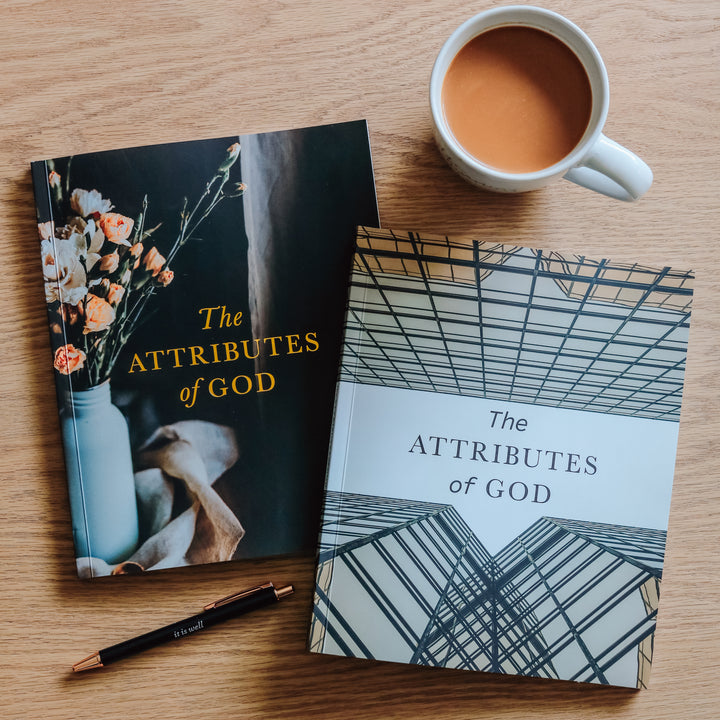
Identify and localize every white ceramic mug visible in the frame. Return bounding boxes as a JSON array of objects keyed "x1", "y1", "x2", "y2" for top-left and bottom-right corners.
[{"x1": 429, "y1": 6, "x2": 653, "y2": 201}]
